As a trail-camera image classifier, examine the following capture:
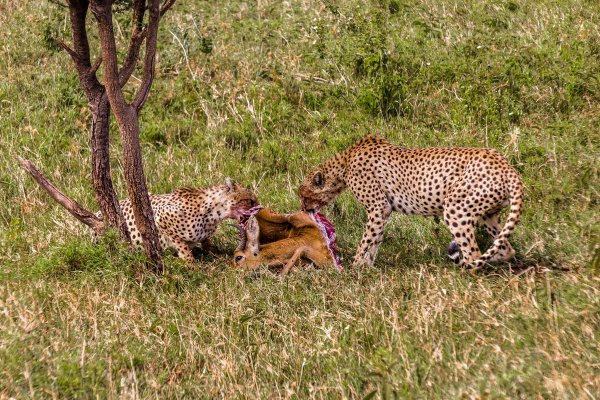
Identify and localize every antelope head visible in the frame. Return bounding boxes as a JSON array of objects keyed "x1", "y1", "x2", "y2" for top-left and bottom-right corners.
[{"x1": 232, "y1": 216, "x2": 261, "y2": 270}]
